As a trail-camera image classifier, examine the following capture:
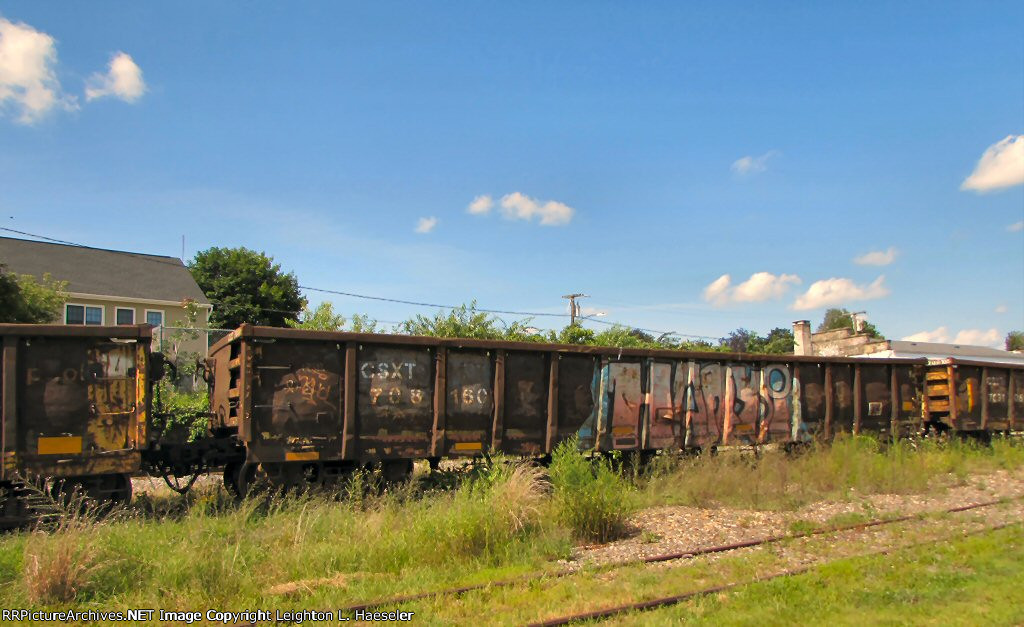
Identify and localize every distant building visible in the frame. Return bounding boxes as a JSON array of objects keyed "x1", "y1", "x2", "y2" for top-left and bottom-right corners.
[
  {"x1": 0, "y1": 236, "x2": 213, "y2": 355},
  {"x1": 792, "y1": 320, "x2": 1024, "y2": 366}
]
